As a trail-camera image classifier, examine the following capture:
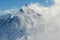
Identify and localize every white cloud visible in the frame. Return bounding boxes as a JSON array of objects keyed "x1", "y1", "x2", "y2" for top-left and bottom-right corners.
[
  {"x1": 3, "y1": 10, "x2": 12, "y2": 13},
  {"x1": 0, "y1": 8, "x2": 19, "y2": 15},
  {"x1": 0, "y1": 11, "x2": 2, "y2": 13},
  {"x1": 16, "y1": 0, "x2": 60, "y2": 40}
]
